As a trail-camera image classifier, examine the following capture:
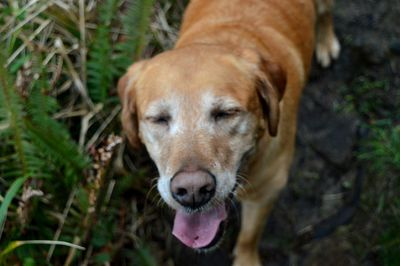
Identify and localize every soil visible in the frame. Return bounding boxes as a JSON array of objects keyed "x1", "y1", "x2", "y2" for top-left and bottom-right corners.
[{"x1": 126, "y1": 0, "x2": 400, "y2": 265}]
